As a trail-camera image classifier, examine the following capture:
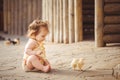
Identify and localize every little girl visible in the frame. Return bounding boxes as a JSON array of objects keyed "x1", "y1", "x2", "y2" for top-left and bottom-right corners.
[{"x1": 22, "y1": 20, "x2": 51, "y2": 72}]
